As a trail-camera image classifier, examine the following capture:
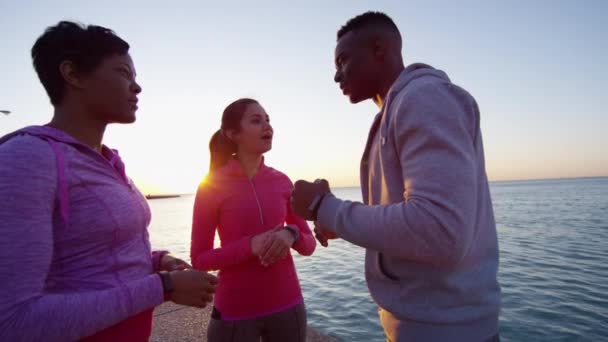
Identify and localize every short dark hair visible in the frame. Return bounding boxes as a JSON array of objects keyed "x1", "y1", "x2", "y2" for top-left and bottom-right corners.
[
  {"x1": 31, "y1": 21, "x2": 130, "y2": 105},
  {"x1": 337, "y1": 11, "x2": 400, "y2": 40}
]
